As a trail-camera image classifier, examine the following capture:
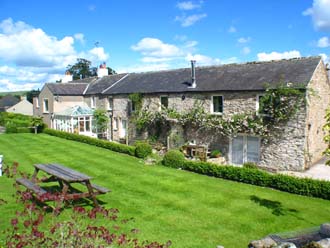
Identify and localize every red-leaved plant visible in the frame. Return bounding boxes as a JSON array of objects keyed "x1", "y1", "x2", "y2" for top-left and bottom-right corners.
[{"x1": 3, "y1": 163, "x2": 172, "y2": 248}]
